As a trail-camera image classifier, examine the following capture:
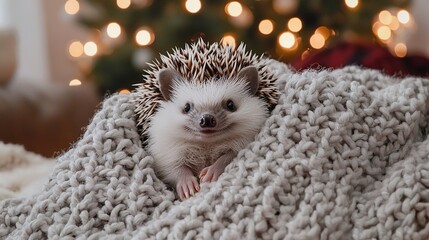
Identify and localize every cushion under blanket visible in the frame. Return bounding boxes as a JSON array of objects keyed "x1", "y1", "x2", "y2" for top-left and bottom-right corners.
[{"x1": 1, "y1": 61, "x2": 429, "y2": 239}]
